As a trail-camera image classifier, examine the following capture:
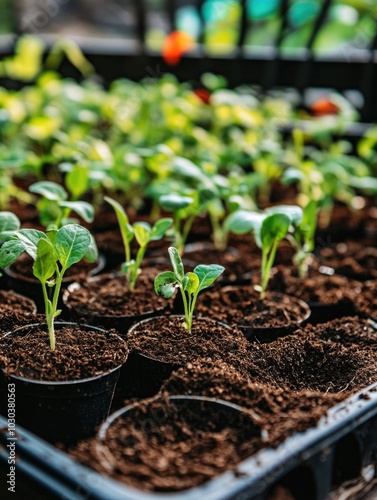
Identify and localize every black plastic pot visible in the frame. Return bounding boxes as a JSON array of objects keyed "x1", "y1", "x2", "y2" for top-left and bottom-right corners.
[
  {"x1": 308, "y1": 299, "x2": 359, "y2": 325},
  {"x1": 1, "y1": 382, "x2": 377, "y2": 500},
  {"x1": 0, "y1": 322, "x2": 126, "y2": 445},
  {"x1": 3, "y1": 254, "x2": 106, "y2": 313}
]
